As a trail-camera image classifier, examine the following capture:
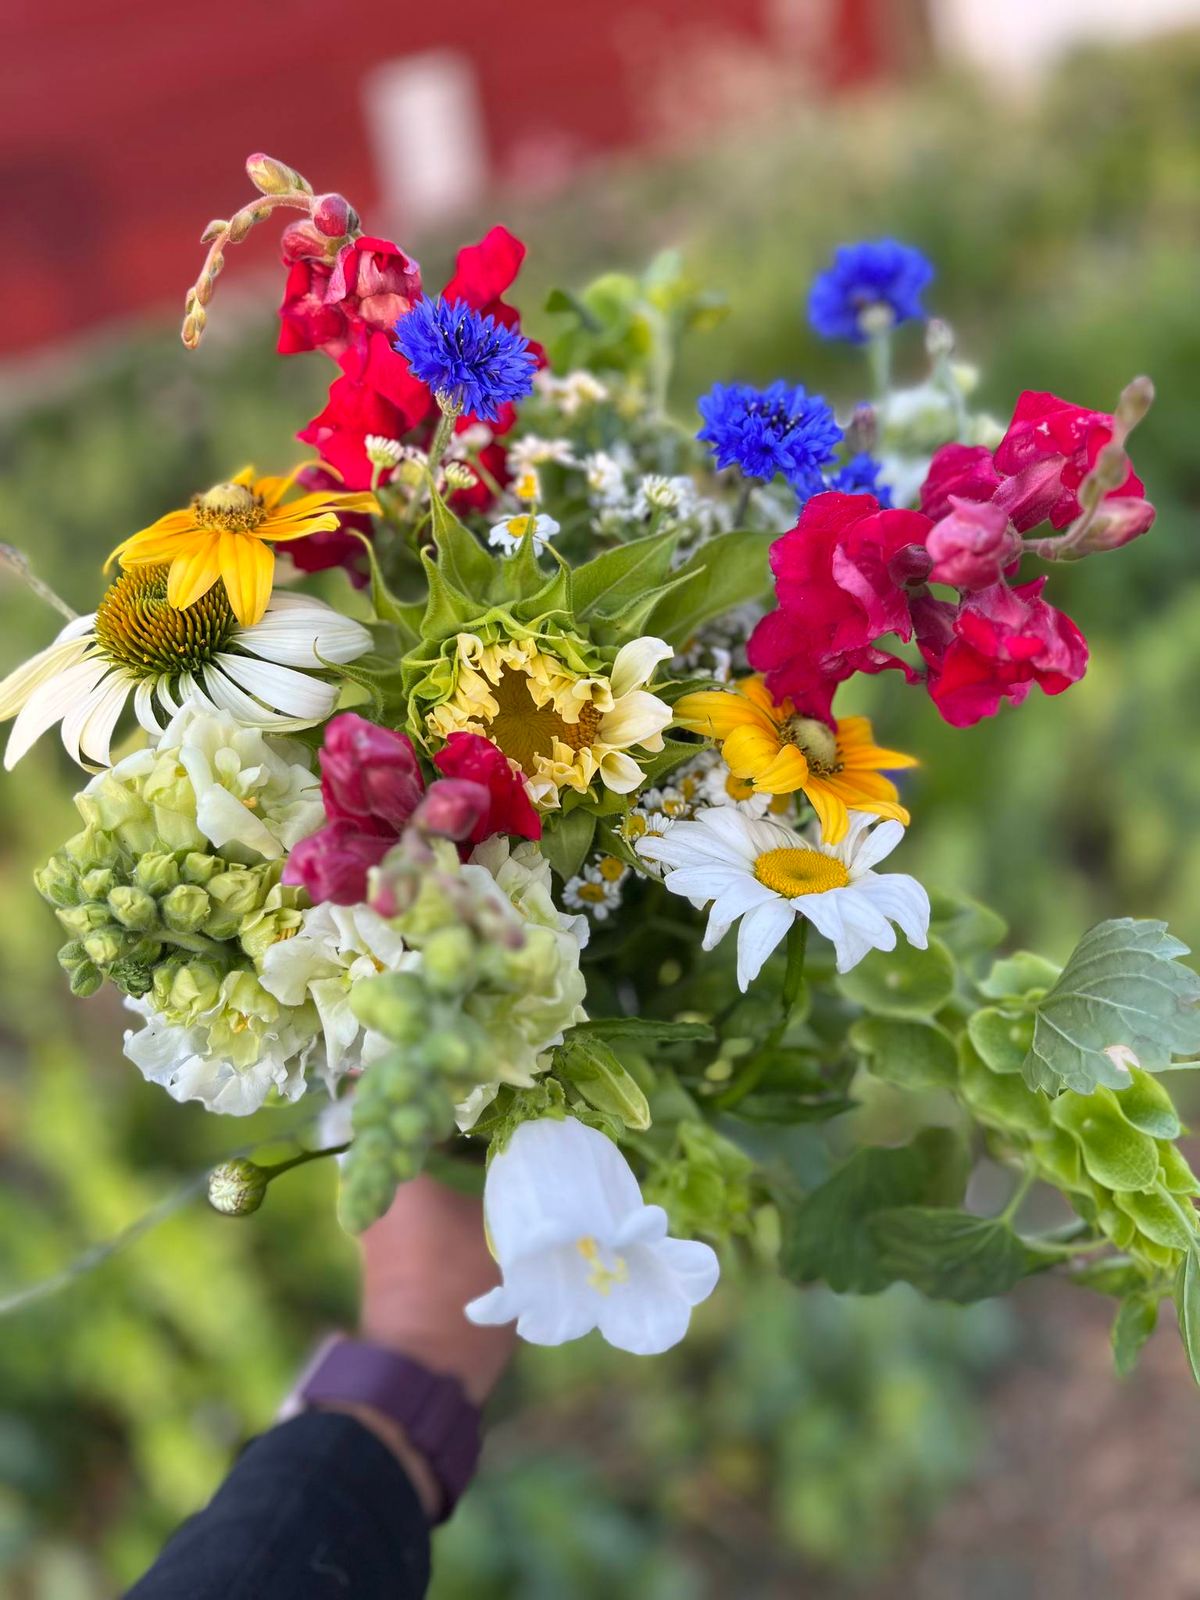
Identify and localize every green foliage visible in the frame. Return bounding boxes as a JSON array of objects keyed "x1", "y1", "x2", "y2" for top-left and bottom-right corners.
[
  {"x1": 868, "y1": 1210, "x2": 1048, "y2": 1304},
  {"x1": 642, "y1": 530, "x2": 775, "y2": 650},
  {"x1": 781, "y1": 1130, "x2": 969, "y2": 1294},
  {"x1": 1022, "y1": 918, "x2": 1200, "y2": 1094},
  {"x1": 848, "y1": 1016, "x2": 959, "y2": 1090},
  {"x1": 837, "y1": 937, "x2": 957, "y2": 1018}
]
